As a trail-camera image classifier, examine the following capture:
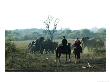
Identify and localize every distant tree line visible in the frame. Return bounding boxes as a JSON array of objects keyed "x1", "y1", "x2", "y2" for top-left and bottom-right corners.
[{"x1": 5, "y1": 28, "x2": 106, "y2": 41}]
